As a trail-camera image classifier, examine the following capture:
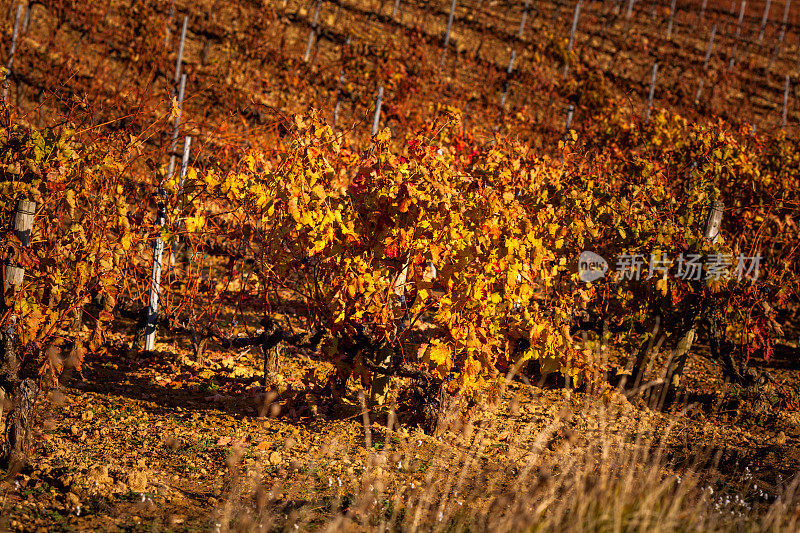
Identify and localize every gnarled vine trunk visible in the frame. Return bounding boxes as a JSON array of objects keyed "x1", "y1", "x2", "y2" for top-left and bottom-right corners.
[{"x1": 0, "y1": 326, "x2": 38, "y2": 472}]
